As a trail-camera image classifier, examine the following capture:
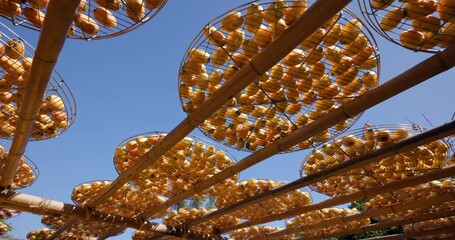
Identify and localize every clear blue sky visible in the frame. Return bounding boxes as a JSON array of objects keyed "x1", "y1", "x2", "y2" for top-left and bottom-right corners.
[{"x1": 3, "y1": 0, "x2": 455, "y2": 239}]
